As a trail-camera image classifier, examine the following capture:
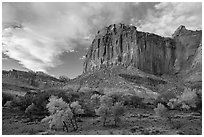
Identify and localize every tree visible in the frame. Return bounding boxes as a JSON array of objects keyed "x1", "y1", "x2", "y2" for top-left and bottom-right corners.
[
  {"x1": 95, "y1": 94, "x2": 126, "y2": 127},
  {"x1": 70, "y1": 101, "x2": 84, "y2": 130},
  {"x1": 41, "y1": 96, "x2": 84, "y2": 132},
  {"x1": 42, "y1": 96, "x2": 72, "y2": 131},
  {"x1": 112, "y1": 102, "x2": 125, "y2": 126},
  {"x1": 95, "y1": 104, "x2": 112, "y2": 126},
  {"x1": 95, "y1": 95, "x2": 113, "y2": 126}
]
